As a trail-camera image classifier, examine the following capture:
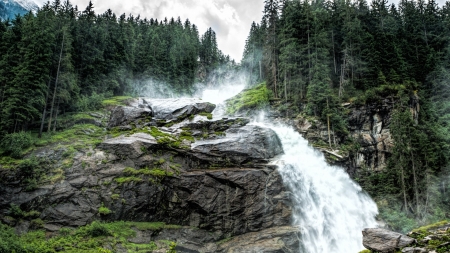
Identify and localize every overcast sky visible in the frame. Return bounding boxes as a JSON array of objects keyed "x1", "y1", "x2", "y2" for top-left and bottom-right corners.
[{"x1": 33, "y1": 0, "x2": 447, "y2": 62}]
